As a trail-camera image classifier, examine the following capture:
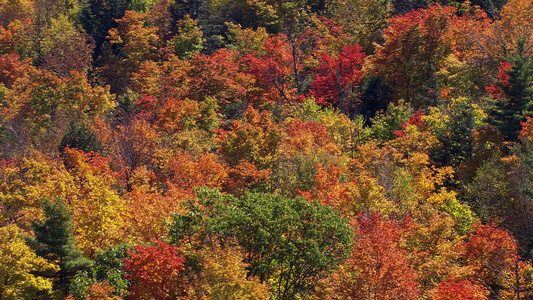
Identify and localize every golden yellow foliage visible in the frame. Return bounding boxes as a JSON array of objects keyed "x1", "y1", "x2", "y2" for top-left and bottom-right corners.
[
  {"x1": 188, "y1": 242, "x2": 271, "y2": 300},
  {"x1": 0, "y1": 151, "x2": 77, "y2": 230},
  {"x1": 63, "y1": 149, "x2": 125, "y2": 257},
  {"x1": 0, "y1": 224, "x2": 58, "y2": 299}
]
